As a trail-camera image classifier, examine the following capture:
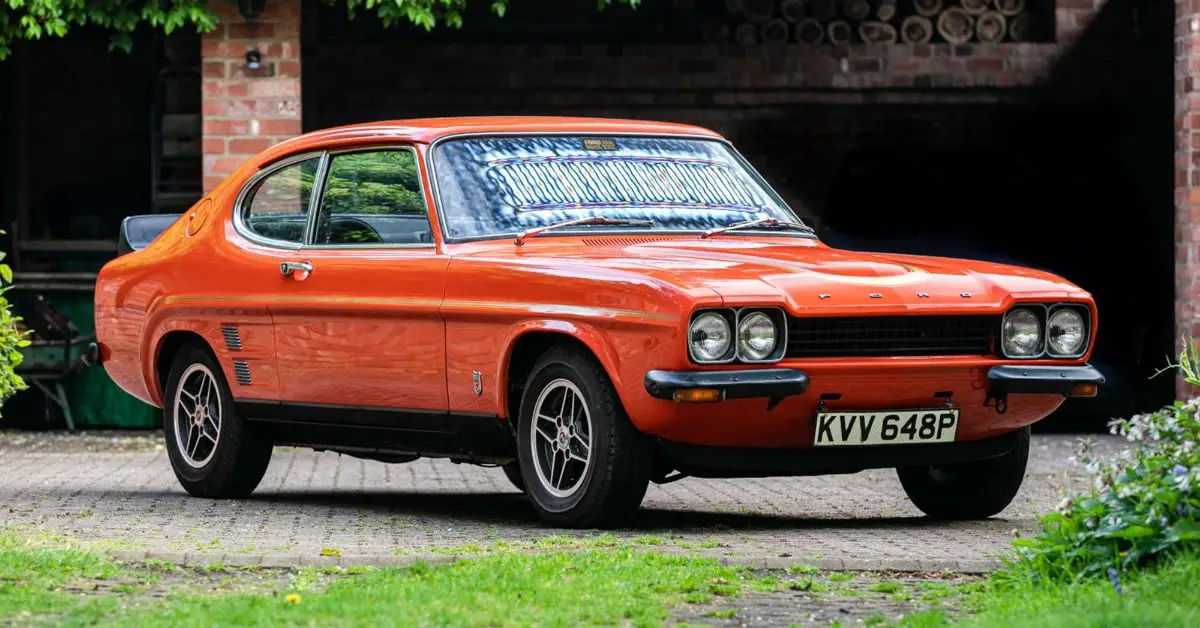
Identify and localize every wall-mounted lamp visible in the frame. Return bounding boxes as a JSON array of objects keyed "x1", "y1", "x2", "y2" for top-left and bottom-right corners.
[
  {"x1": 237, "y1": 0, "x2": 266, "y2": 25},
  {"x1": 245, "y1": 49, "x2": 263, "y2": 71}
]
